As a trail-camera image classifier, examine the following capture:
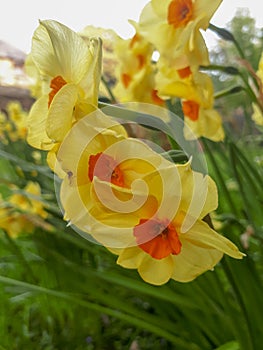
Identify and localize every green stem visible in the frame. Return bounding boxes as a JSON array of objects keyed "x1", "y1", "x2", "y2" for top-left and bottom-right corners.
[
  {"x1": 208, "y1": 23, "x2": 245, "y2": 59},
  {"x1": 214, "y1": 86, "x2": 244, "y2": 100},
  {"x1": 101, "y1": 75, "x2": 117, "y2": 103}
]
